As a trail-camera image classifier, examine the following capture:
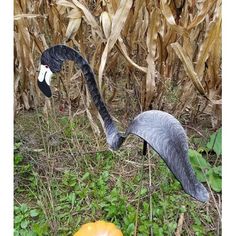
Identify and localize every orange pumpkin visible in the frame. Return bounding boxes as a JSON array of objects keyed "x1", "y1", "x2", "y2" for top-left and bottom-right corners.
[{"x1": 73, "y1": 220, "x2": 123, "y2": 236}]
